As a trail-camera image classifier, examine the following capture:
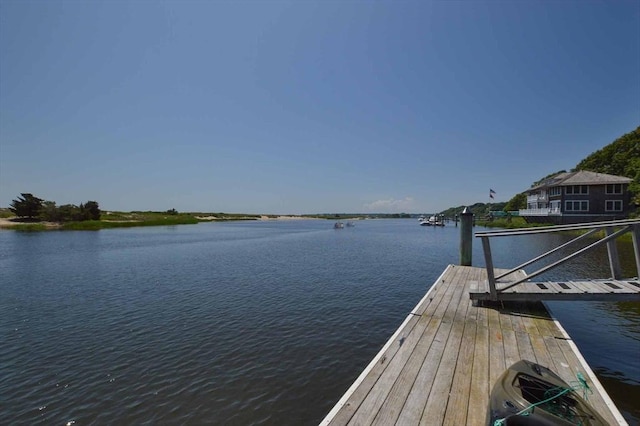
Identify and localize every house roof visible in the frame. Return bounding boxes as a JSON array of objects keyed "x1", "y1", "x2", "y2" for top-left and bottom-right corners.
[{"x1": 529, "y1": 170, "x2": 632, "y2": 191}]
